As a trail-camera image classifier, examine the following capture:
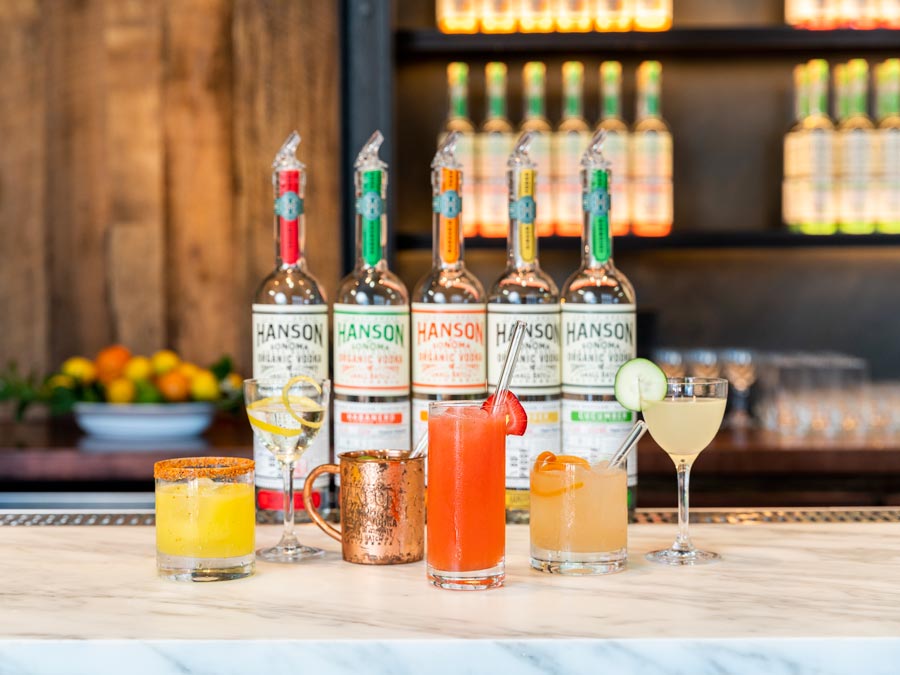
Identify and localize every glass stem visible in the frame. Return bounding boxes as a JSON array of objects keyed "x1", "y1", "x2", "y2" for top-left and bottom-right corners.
[
  {"x1": 281, "y1": 461, "x2": 296, "y2": 548},
  {"x1": 674, "y1": 462, "x2": 694, "y2": 552}
]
